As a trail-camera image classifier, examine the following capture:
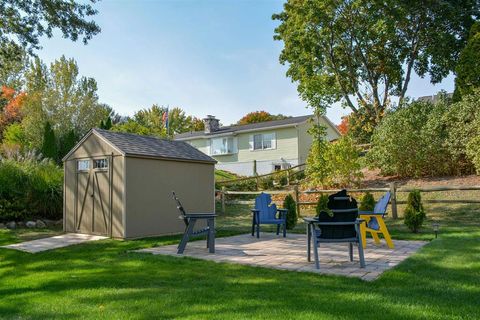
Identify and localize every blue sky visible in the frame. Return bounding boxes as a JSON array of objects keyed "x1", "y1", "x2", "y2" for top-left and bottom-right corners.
[{"x1": 37, "y1": 0, "x2": 454, "y2": 125}]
